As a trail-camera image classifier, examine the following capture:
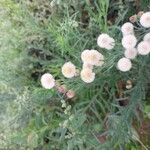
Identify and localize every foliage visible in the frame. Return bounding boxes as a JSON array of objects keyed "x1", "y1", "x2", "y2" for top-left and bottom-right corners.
[{"x1": 0, "y1": 0, "x2": 150, "y2": 150}]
